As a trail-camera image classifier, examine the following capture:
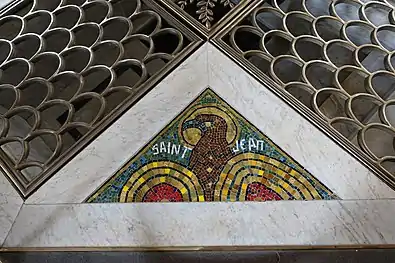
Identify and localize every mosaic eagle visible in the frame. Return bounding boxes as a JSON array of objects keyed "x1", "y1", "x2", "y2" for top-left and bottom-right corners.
[
  {"x1": 87, "y1": 89, "x2": 334, "y2": 203},
  {"x1": 118, "y1": 111, "x2": 329, "y2": 202}
]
